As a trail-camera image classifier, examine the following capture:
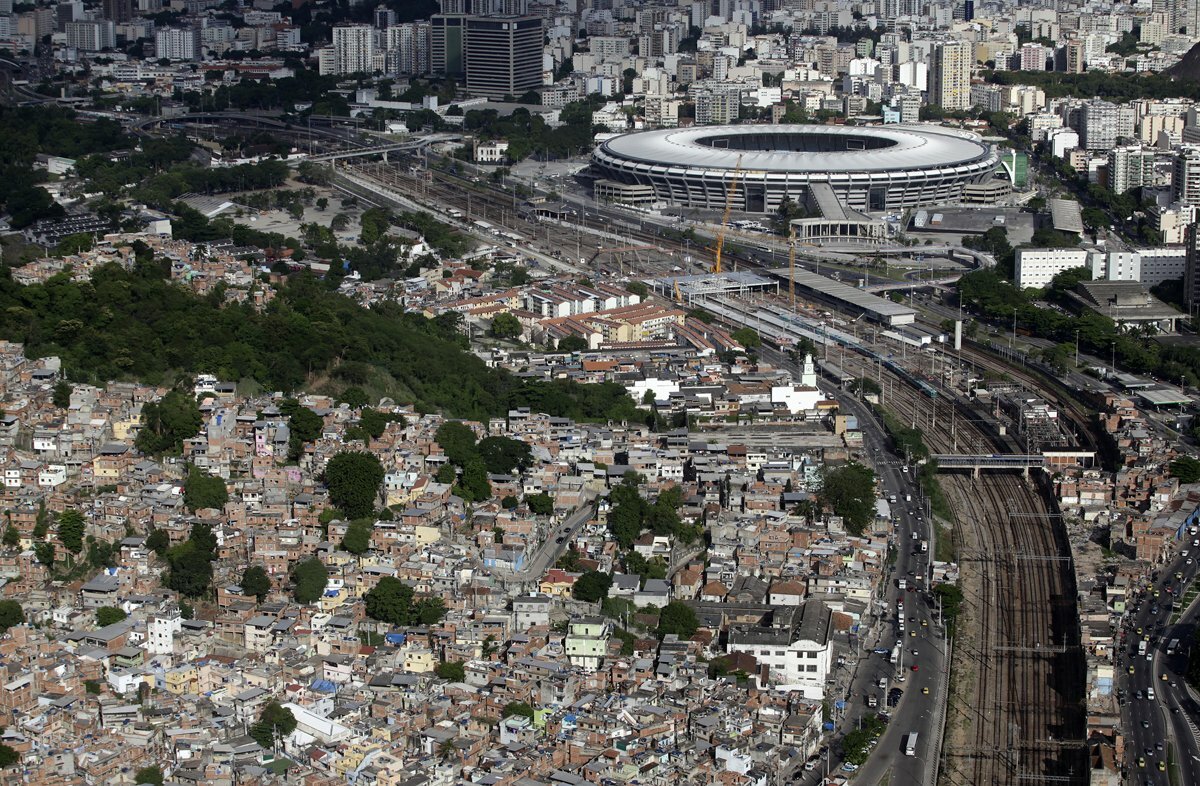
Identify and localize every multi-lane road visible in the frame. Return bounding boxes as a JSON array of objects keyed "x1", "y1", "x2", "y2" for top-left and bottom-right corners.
[
  {"x1": 490, "y1": 494, "x2": 595, "y2": 589},
  {"x1": 1120, "y1": 536, "x2": 1200, "y2": 785}
]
